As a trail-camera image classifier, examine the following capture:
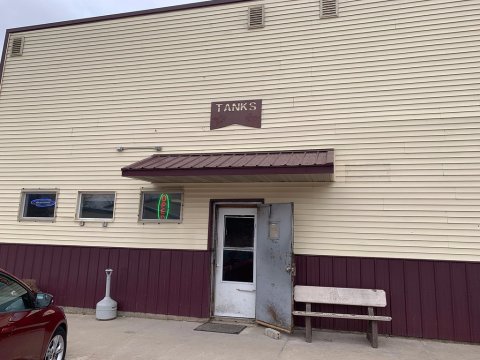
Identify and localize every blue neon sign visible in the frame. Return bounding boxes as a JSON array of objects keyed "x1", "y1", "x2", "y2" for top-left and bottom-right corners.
[{"x1": 31, "y1": 198, "x2": 56, "y2": 208}]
